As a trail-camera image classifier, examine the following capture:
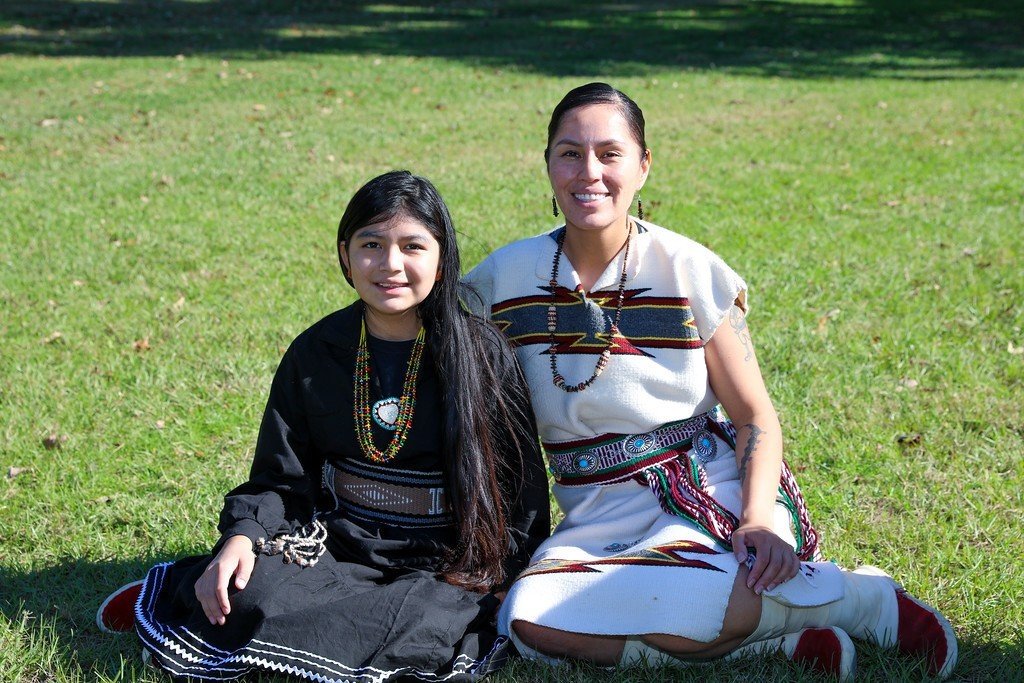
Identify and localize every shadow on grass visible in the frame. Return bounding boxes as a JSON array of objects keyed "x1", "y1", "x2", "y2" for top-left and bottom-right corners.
[
  {"x1": 1, "y1": 0, "x2": 1022, "y2": 79},
  {"x1": 497, "y1": 638, "x2": 1024, "y2": 682},
  {"x1": 0, "y1": 556, "x2": 179, "y2": 678},
  {"x1": 952, "y1": 638, "x2": 1024, "y2": 683},
  {"x1": 2, "y1": 557, "x2": 1023, "y2": 681}
]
